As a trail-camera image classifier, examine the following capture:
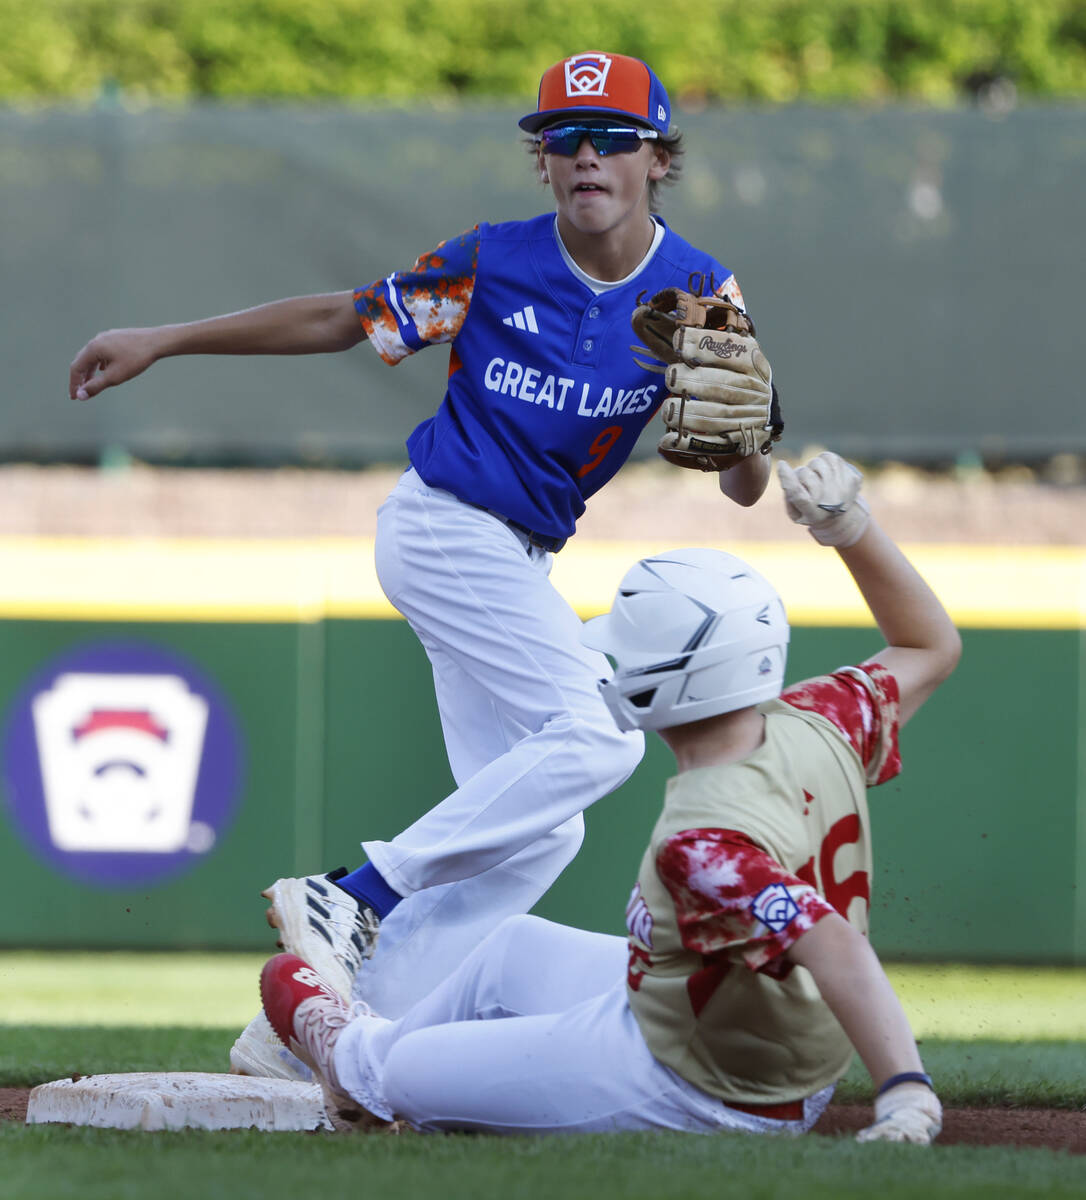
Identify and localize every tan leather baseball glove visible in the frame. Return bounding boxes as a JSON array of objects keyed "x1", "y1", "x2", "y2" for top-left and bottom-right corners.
[{"x1": 631, "y1": 288, "x2": 782, "y2": 472}]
